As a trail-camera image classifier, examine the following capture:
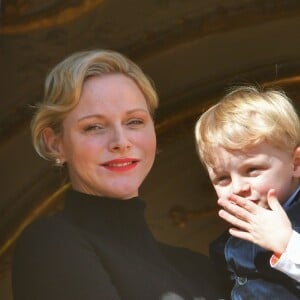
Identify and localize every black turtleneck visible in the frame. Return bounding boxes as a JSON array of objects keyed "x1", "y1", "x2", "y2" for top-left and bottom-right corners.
[{"x1": 12, "y1": 189, "x2": 225, "y2": 300}]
